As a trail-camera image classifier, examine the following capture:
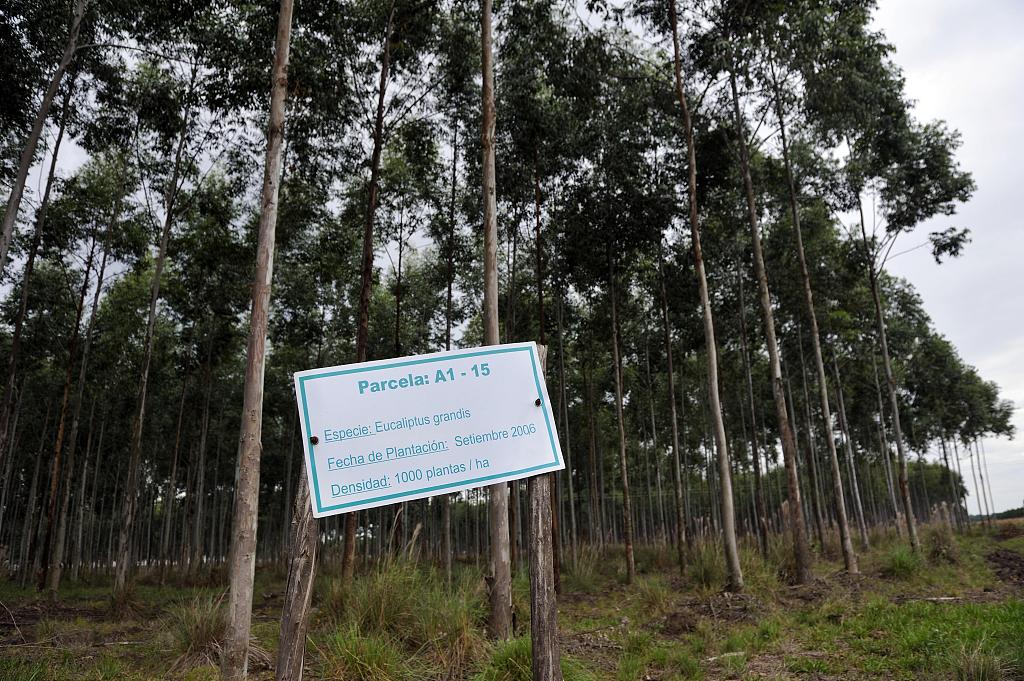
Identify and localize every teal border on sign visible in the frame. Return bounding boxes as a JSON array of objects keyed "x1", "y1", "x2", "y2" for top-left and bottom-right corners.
[{"x1": 297, "y1": 345, "x2": 562, "y2": 515}]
